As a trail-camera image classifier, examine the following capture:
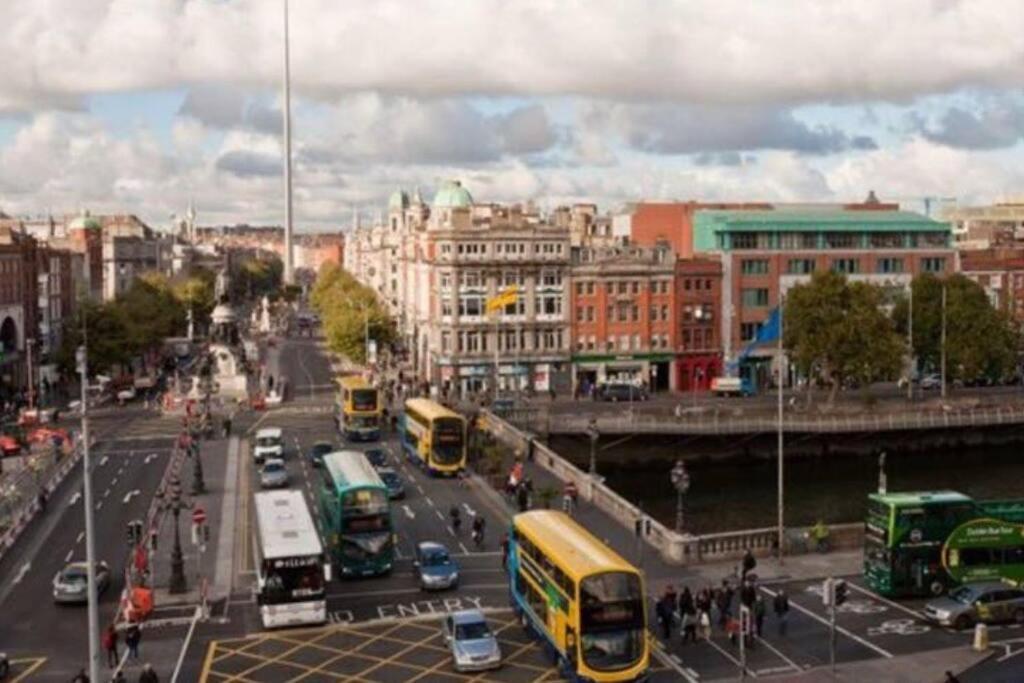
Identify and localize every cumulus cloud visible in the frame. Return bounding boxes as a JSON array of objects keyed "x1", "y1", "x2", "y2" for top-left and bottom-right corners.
[
  {"x1": 1, "y1": 0, "x2": 1023, "y2": 111},
  {"x1": 917, "y1": 98, "x2": 1024, "y2": 149},
  {"x1": 215, "y1": 150, "x2": 280, "y2": 178}
]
